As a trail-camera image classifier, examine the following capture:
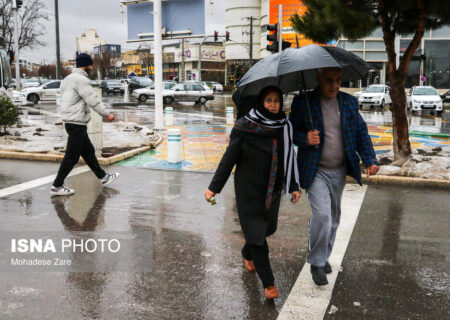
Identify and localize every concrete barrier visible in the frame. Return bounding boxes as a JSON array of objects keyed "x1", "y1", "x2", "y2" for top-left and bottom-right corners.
[
  {"x1": 226, "y1": 107, "x2": 234, "y2": 125},
  {"x1": 167, "y1": 128, "x2": 182, "y2": 163},
  {"x1": 165, "y1": 107, "x2": 174, "y2": 127}
]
